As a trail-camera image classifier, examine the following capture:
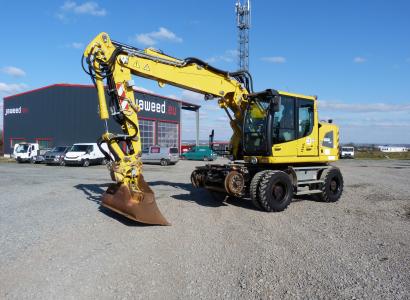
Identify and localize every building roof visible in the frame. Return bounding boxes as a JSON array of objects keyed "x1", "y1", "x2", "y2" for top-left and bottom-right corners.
[{"x1": 3, "y1": 83, "x2": 201, "y2": 110}]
